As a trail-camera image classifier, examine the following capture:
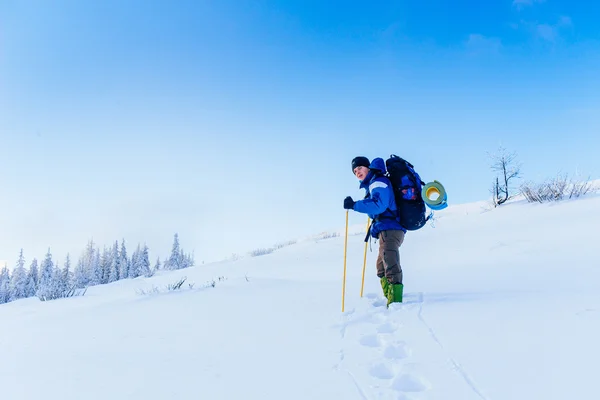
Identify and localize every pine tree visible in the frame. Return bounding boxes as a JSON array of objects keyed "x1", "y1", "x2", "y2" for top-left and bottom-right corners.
[
  {"x1": 10, "y1": 249, "x2": 29, "y2": 300},
  {"x1": 108, "y1": 241, "x2": 120, "y2": 283},
  {"x1": 63, "y1": 254, "x2": 73, "y2": 289},
  {"x1": 94, "y1": 248, "x2": 101, "y2": 285},
  {"x1": 0, "y1": 264, "x2": 11, "y2": 304},
  {"x1": 83, "y1": 240, "x2": 94, "y2": 283},
  {"x1": 166, "y1": 233, "x2": 182, "y2": 270},
  {"x1": 119, "y1": 239, "x2": 129, "y2": 279},
  {"x1": 139, "y1": 244, "x2": 152, "y2": 277},
  {"x1": 52, "y1": 262, "x2": 67, "y2": 299},
  {"x1": 129, "y1": 245, "x2": 140, "y2": 278},
  {"x1": 179, "y1": 249, "x2": 187, "y2": 269},
  {"x1": 74, "y1": 240, "x2": 94, "y2": 287},
  {"x1": 153, "y1": 257, "x2": 161, "y2": 274},
  {"x1": 88, "y1": 243, "x2": 102, "y2": 286},
  {"x1": 164, "y1": 234, "x2": 195, "y2": 270},
  {"x1": 99, "y1": 246, "x2": 110, "y2": 285},
  {"x1": 37, "y1": 248, "x2": 55, "y2": 300},
  {"x1": 178, "y1": 249, "x2": 195, "y2": 269},
  {"x1": 26, "y1": 258, "x2": 39, "y2": 297},
  {"x1": 73, "y1": 257, "x2": 88, "y2": 288}
]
